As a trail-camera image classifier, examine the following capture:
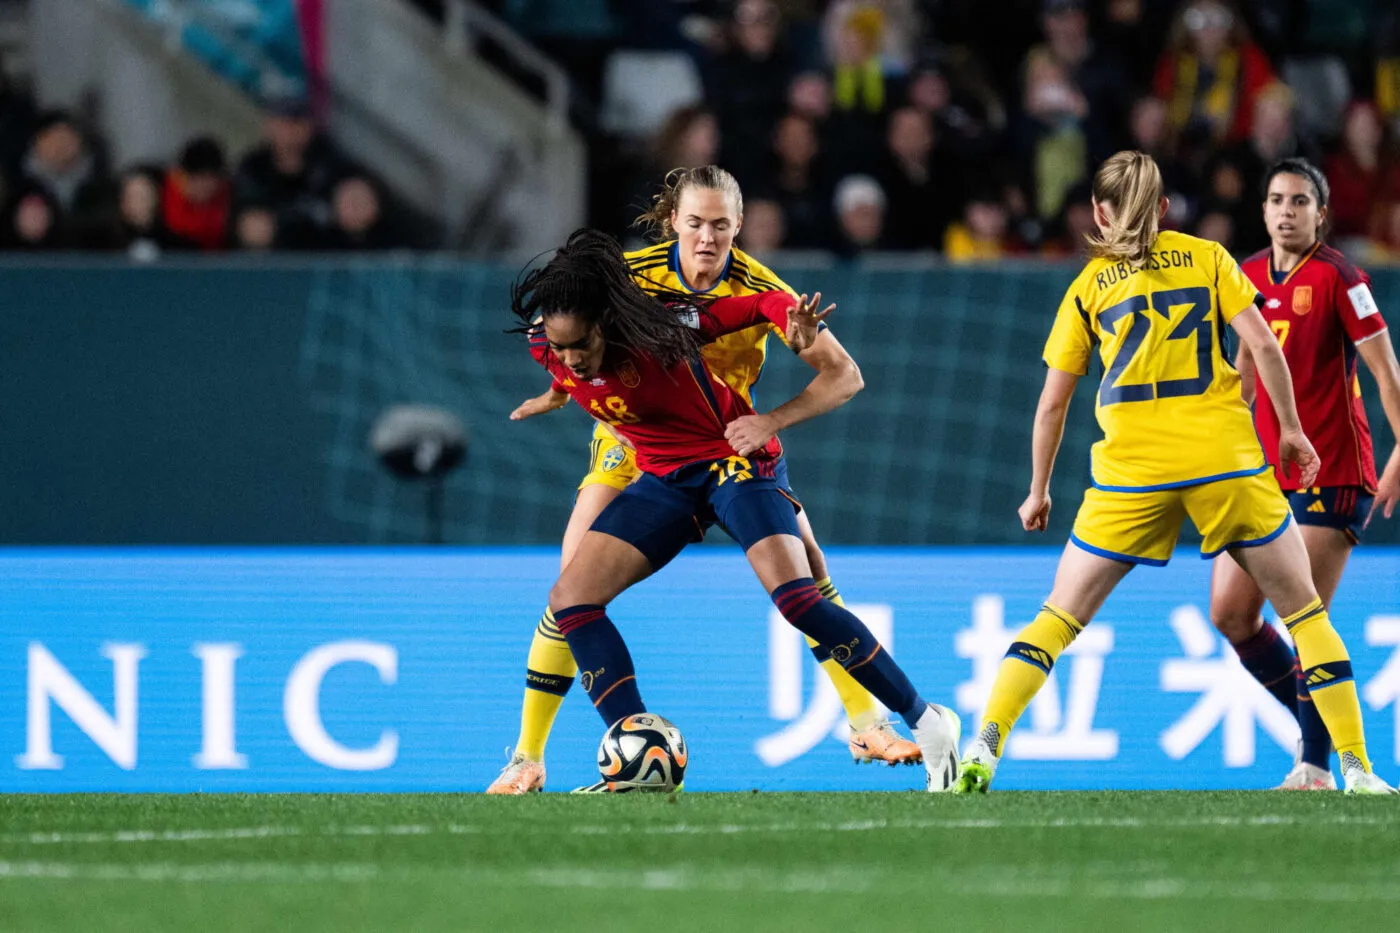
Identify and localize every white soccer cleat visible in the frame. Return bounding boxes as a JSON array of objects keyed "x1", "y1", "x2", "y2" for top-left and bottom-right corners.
[
  {"x1": 570, "y1": 780, "x2": 683, "y2": 794},
  {"x1": 952, "y1": 724, "x2": 1001, "y2": 794},
  {"x1": 570, "y1": 781, "x2": 631, "y2": 794},
  {"x1": 1275, "y1": 760, "x2": 1335, "y2": 791},
  {"x1": 1342, "y1": 752, "x2": 1398, "y2": 795},
  {"x1": 485, "y1": 752, "x2": 545, "y2": 795},
  {"x1": 911, "y1": 703, "x2": 961, "y2": 792}
]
